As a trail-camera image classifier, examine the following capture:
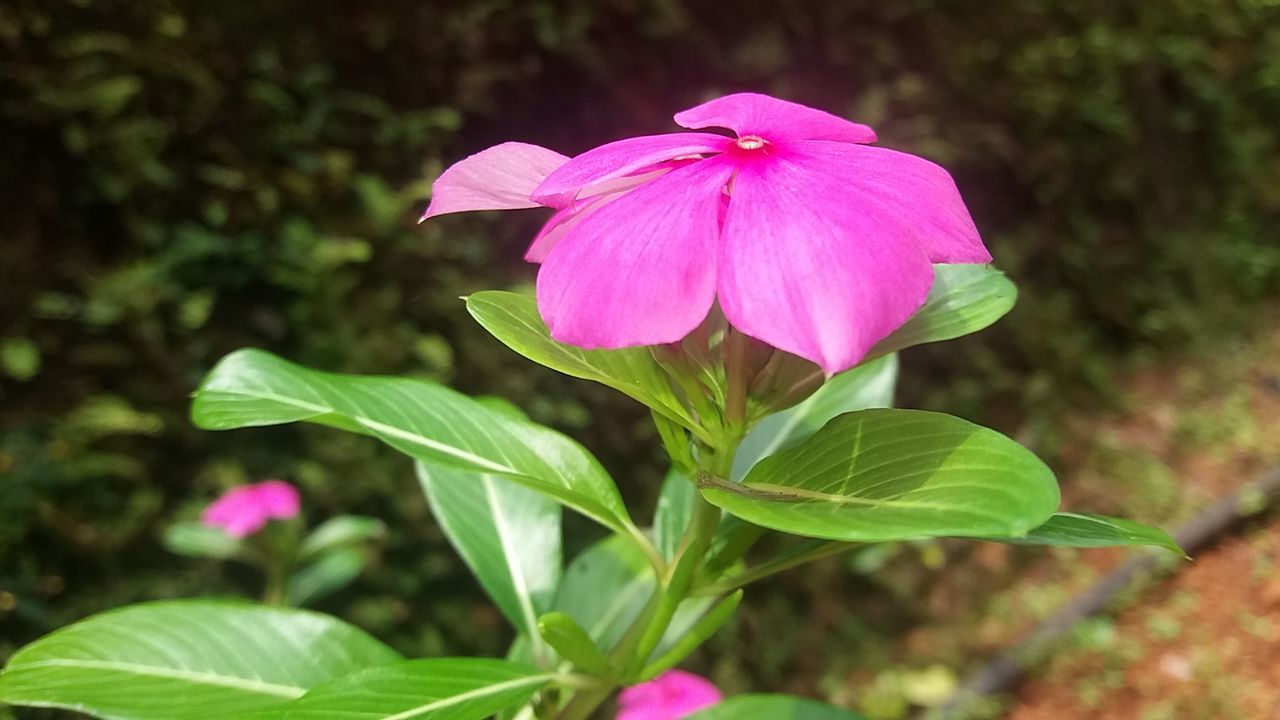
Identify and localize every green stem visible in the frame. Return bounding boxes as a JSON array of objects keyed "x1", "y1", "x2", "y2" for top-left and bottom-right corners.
[
  {"x1": 556, "y1": 685, "x2": 613, "y2": 720},
  {"x1": 693, "y1": 540, "x2": 854, "y2": 597},
  {"x1": 262, "y1": 557, "x2": 287, "y2": 605},
  {"x1": 722, "y1": 328, "x2": 749, "y2": 433},
  {"x1": 622, "y1": 495, "x2": 719, "y2": 679}
]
